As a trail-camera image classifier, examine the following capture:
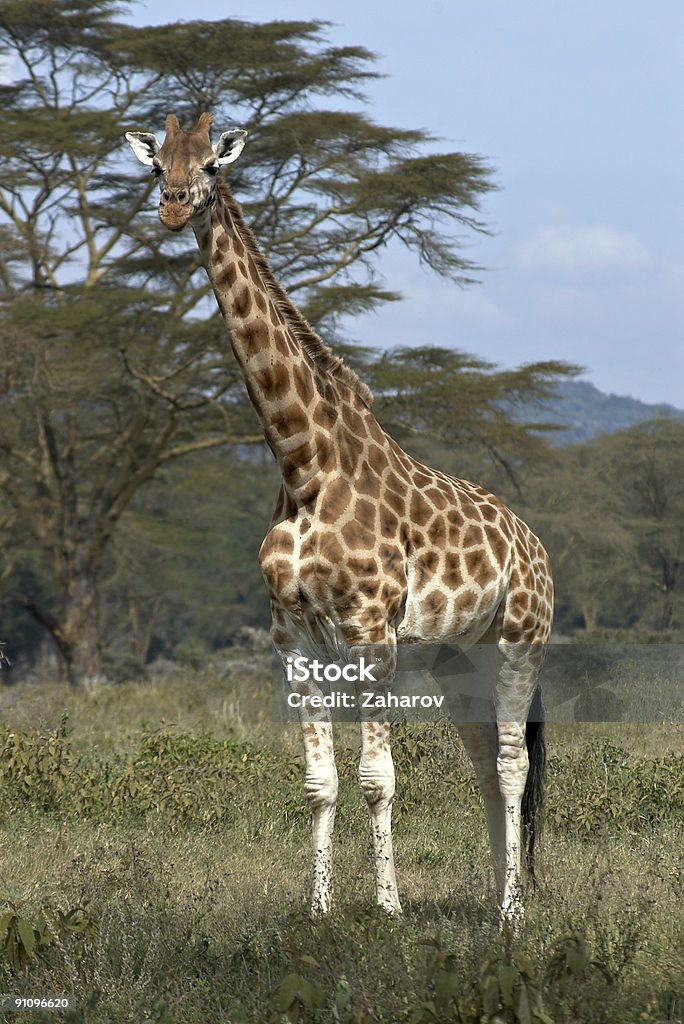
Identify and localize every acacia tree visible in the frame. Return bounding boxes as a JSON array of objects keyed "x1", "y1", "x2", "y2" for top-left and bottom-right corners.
[
  {"x1": 521, "y1": 420, "x2": 684, "y2": 636},
  {"x1": 521, "y1": 443, "x2": 634, "y2": 632},
  {"x1": 588, "y1": 420, "x2": 684, "y2": 634},
  {"x1": 0, "y1": 0, "x2": 499, "y2": 683}
]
